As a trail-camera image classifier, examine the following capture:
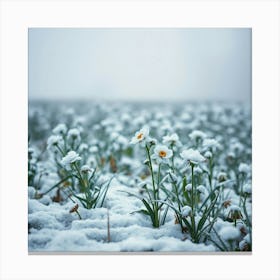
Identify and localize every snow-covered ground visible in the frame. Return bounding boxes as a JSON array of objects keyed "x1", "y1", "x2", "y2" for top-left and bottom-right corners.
[
  {"x1": 28, "y1": 101, "x2": 252, "y2": 252},
  {"x1": 28, "y1": 180, "x2": 215, "y2": 252}
]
